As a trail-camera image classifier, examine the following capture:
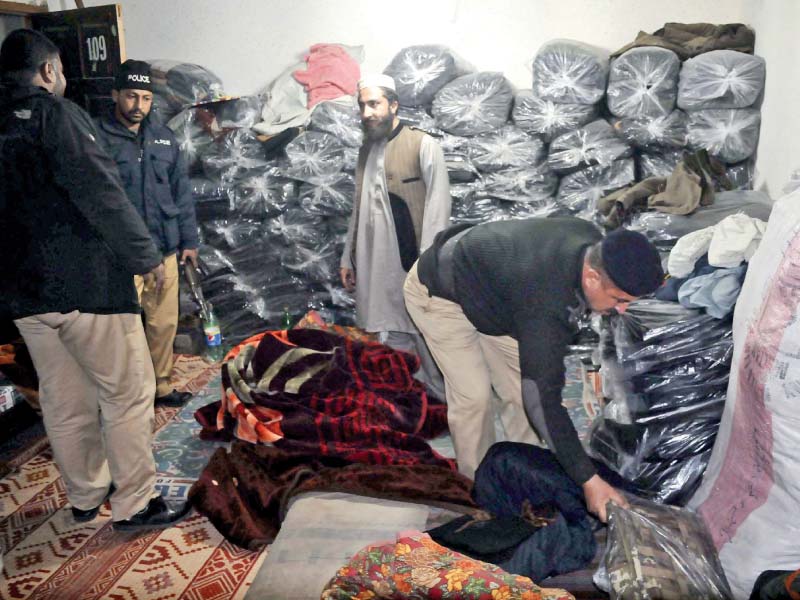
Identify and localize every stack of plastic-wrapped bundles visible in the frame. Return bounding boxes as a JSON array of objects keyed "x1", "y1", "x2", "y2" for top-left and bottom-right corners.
[
  {"x1": 163, "y1": 63, "x2": 357, "y2": 343},
  {"x1": 608, "y1": 48, "x2": 765, "y2": 189},
  {"x1": 524, "y1": 40, "x2": 635, "y2": 218},
  {"x1": 589, "y1": 210, "x2": 768, "y2": 506},
  {"x1": 678, "y1": 50, "x2": 765, "y2": 187},
  {"x1": 589, "y1": 299, "x2": 734, "y2": 506},
  {"x1": 386, "y1": 45, "x2": 561, "y2": 224}
]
